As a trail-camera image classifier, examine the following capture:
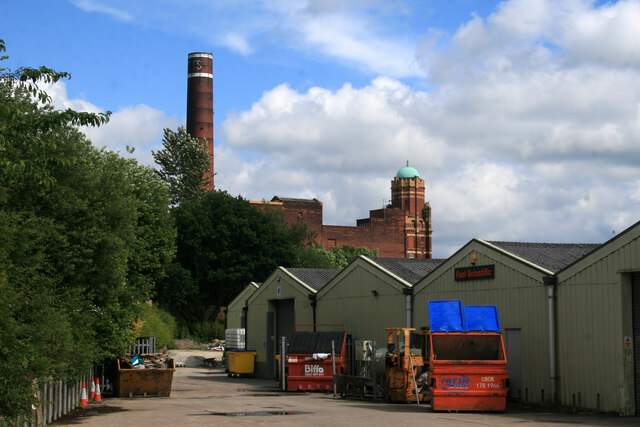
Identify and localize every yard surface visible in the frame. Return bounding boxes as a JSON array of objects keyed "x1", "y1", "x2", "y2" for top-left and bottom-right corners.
[{"x1": 55, "y1": 367, "x2": 640, "y2": 426}]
